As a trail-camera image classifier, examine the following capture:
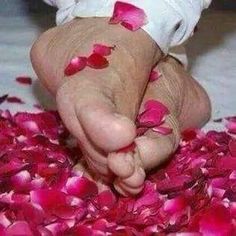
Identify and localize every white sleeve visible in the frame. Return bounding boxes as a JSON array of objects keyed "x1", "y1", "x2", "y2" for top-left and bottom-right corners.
[{"x1": 43, "y1": 0, "x2": 212, "y2": 53}]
